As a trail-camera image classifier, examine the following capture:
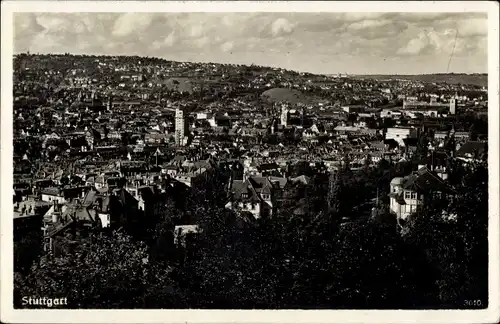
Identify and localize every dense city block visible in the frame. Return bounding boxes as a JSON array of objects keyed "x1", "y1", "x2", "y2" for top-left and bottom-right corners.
[{"x1": 13, "y1": 53, "x2": 488, "y2": 309}]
